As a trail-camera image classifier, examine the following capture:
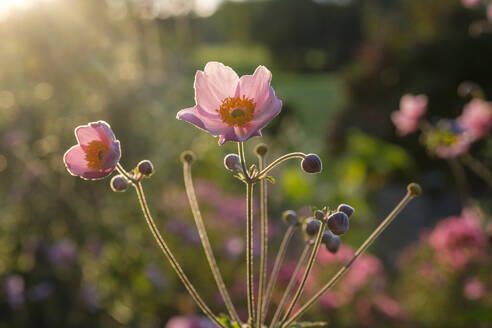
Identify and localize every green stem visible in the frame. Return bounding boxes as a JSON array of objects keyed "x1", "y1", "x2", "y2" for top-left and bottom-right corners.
[
  {"x1": 460, "y1": 153, "x2": 492, "y2": 189},
  {"x1": 280, "y1": 221, "x2": 326, "y2": 325},
  {"x1": 261, "y1": 225, "x2": 296, "y2": 323},
  {"x1": 116, "y1": 163, "x2": 136, "y2": 183},
  {"x1": 281, "y1": 188, "x2": 418, "y2": 328},
  {"x1": 256, "y1": 154, "x2": 268, "y2": 328},
  {"x1": 133, "y1": 182, "x2": 225, "y2": 328},
  {"x1": 270, "y1": 244, "x2": 311, "y2": 328},
  {"x1": 246, "y1": 181, "x2": 256, "y2": 325},
  {"x1": 256, "y1": 153, "x2": 306, "y2": 179},
  {"x1": 183, "y1": 160, "x2": 241, "y2": 324},
  {"x1": 238, "y1": 142, "x2": 249, "y2": 180}
]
